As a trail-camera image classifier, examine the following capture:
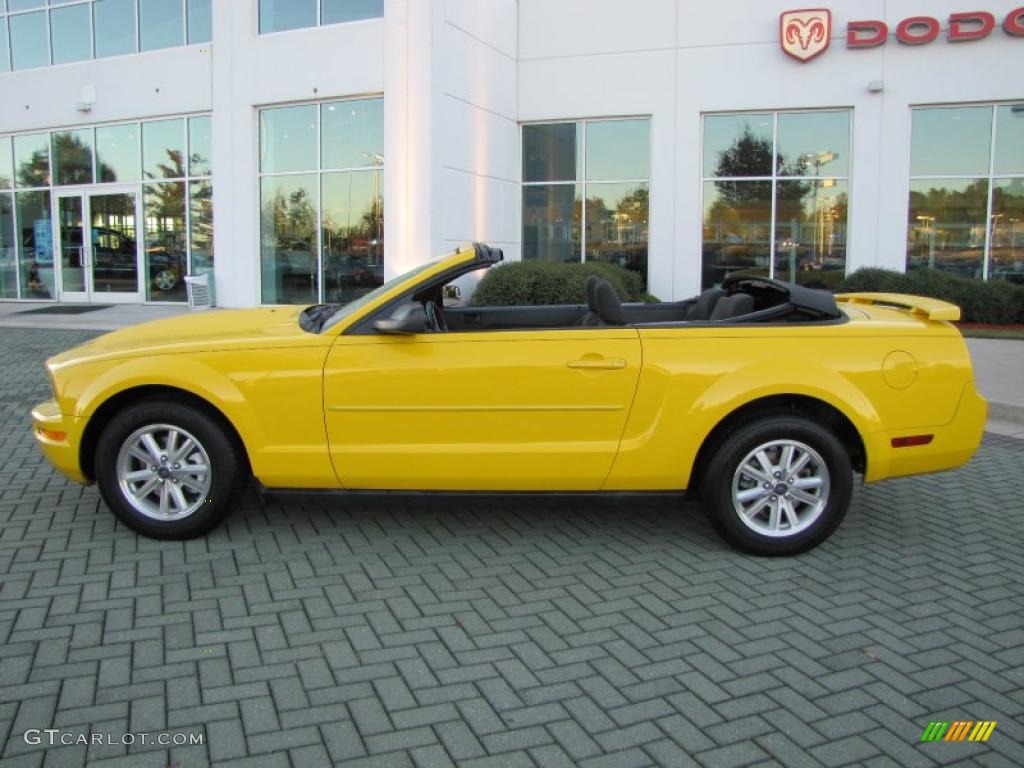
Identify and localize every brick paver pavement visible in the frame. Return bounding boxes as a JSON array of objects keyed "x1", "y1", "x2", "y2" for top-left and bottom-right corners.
[{"x1": 1, "y1": 328, "x2": 1022, "y2": 767}]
